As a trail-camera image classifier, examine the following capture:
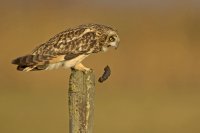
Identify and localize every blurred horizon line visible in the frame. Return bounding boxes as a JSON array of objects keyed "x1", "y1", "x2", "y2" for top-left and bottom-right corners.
[{"x1": 1, "y1": 0, "x2": 200, "y2": 11}]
